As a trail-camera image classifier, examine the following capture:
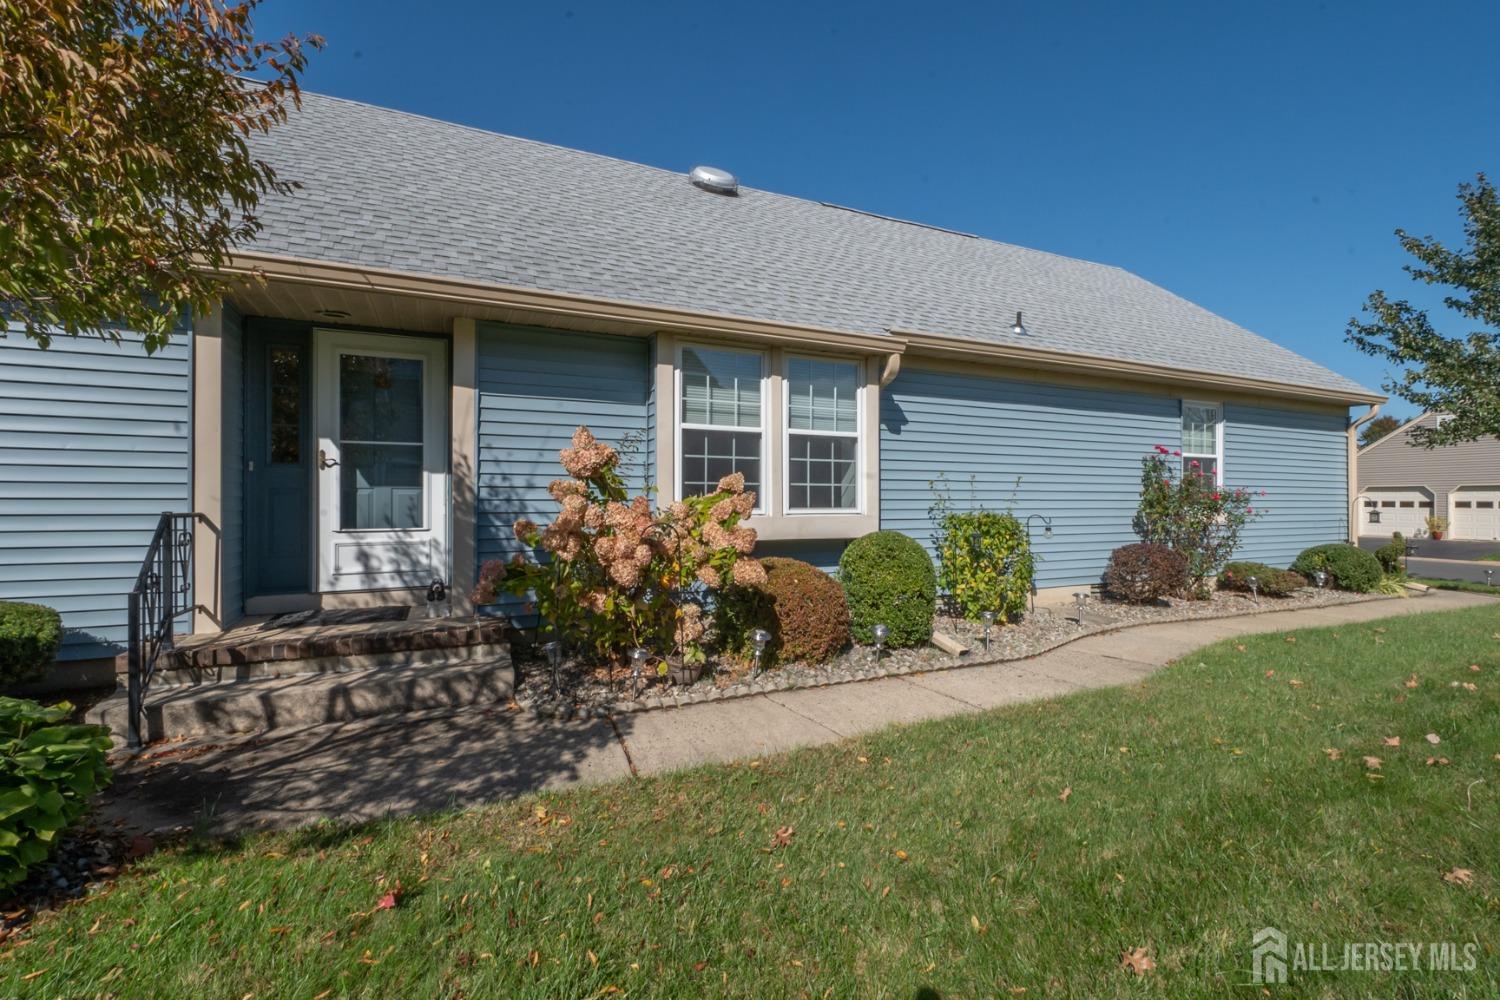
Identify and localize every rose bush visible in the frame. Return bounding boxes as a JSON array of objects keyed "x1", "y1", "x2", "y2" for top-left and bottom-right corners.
[
  {"x1": 1132, "y1": 446, "x2": 1264, "y2": 597},
  {"x1": 473, "y1": 426, "x2": 765, "y2": 665}
]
